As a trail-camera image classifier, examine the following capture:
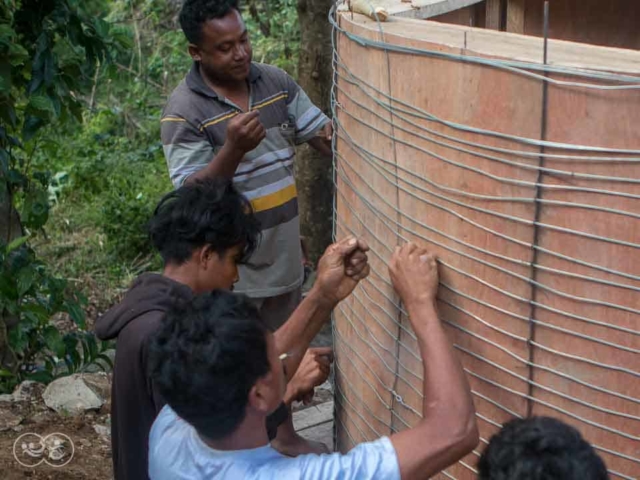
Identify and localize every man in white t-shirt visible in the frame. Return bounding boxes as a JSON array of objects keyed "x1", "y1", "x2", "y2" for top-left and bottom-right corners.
[{"x1": 147, "y1": 243, "x2": 479, "y2": 479}]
